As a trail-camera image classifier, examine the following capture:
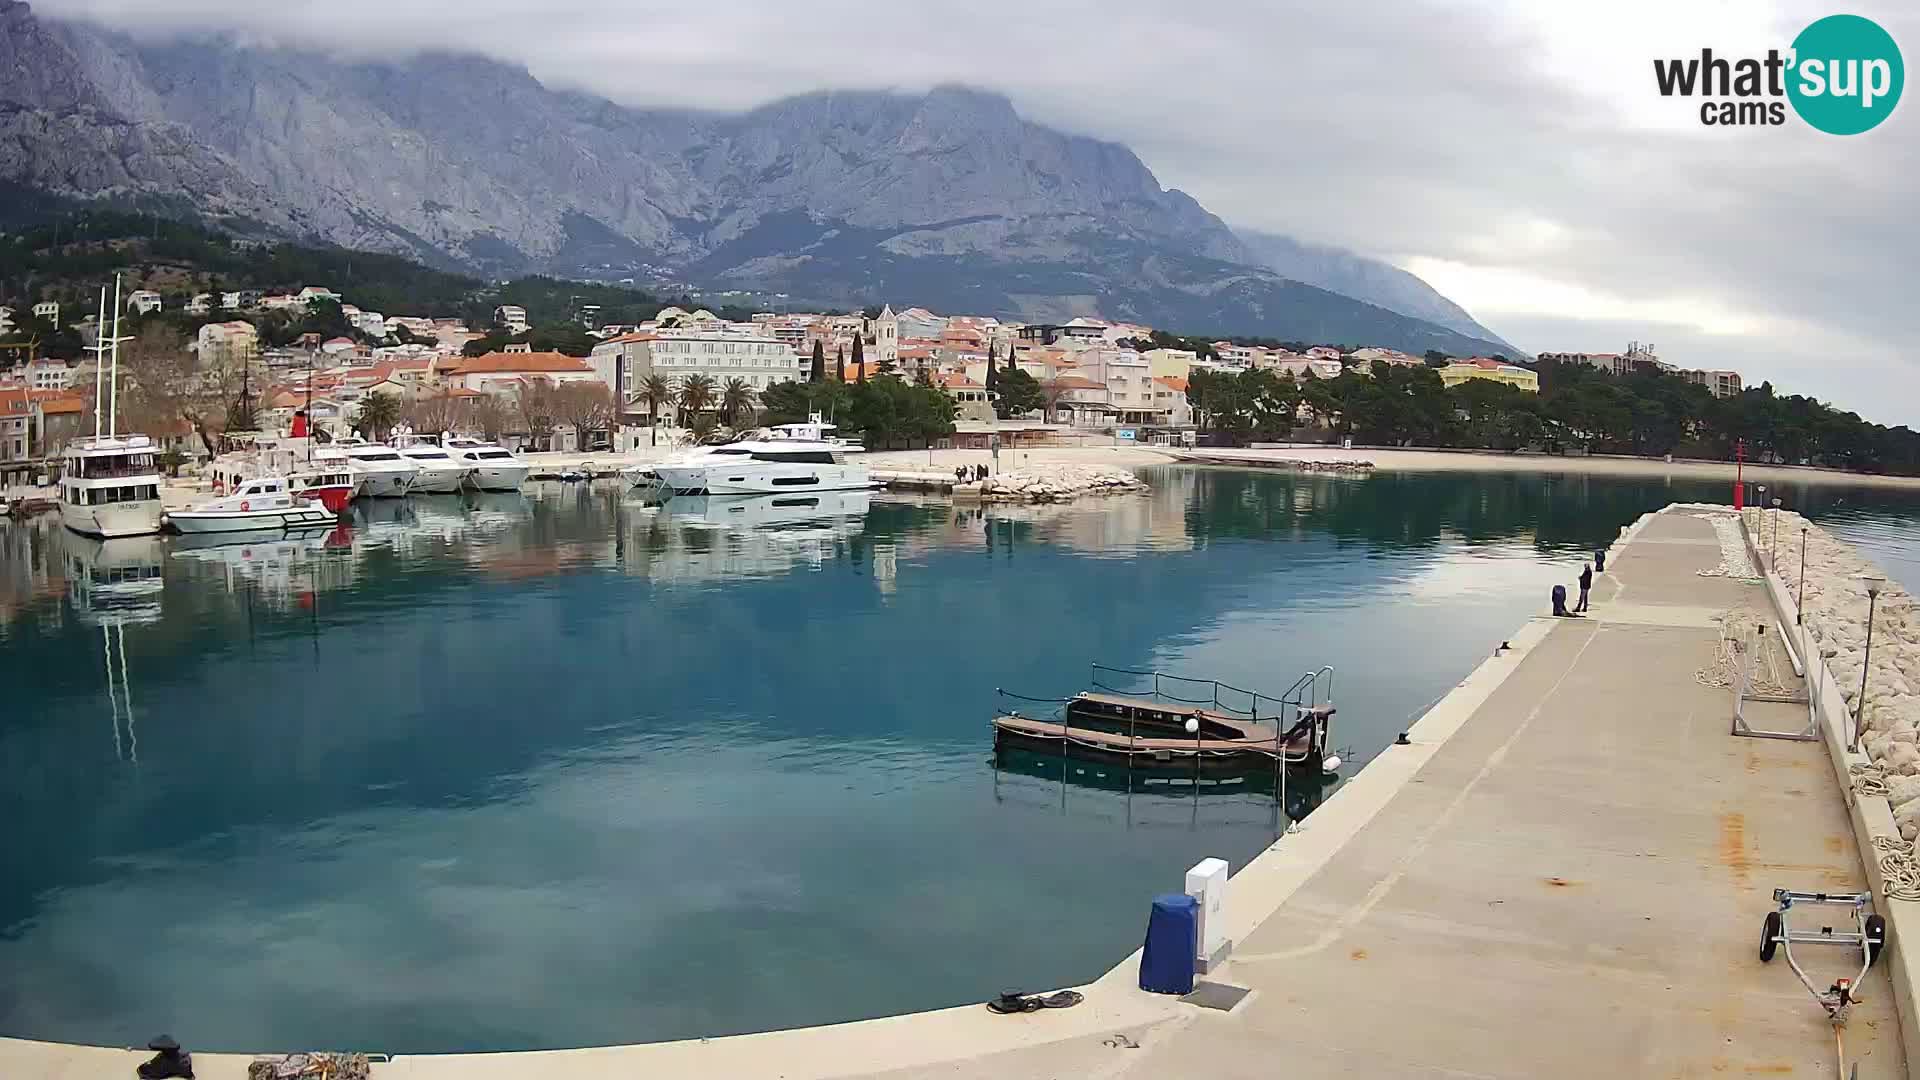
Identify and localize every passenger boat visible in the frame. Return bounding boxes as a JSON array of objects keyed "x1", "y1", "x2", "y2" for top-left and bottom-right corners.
[
  {"x1": 334, "y1": 438, "x2": 418, "y2": 498},
  {"x1": 208, "y1": 438, "x2": 356, "y2": 515},
  {"x1": 443, "y1": 436, "x2": 530, "y2": 492},
  {"x1": 991, "y1": 665, "x2": 1338, "y2": 774},
  {"x1": 164, "y1": 475, "x2": 336, "y2": 534},
  {"x1": 288, "y1": 449, "x2": 357, "y2": 514},
  {"x1": 60, "y1": 435, "x2": 164, "y2": 538},
  {"x1": 59, "y1": 280, "x2": 163, "y2": 538},
  {"x1": 390, "y1": 435, "x2": 470, "y2": 494}
]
